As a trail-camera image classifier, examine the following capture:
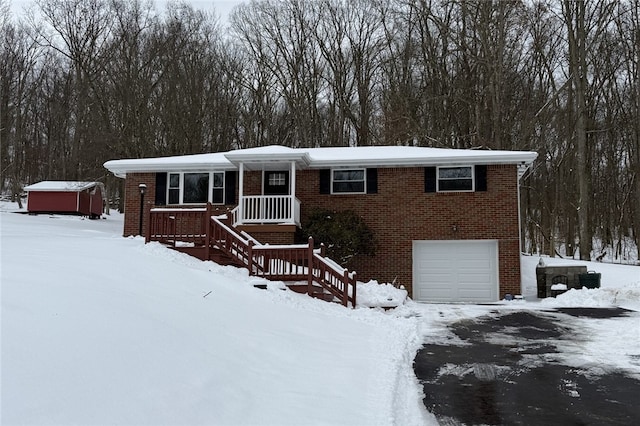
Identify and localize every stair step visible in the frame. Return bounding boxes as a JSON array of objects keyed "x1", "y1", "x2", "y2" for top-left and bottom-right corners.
[{"x1": 310, "y1": 291, "x2": 336, "y2": 302}]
